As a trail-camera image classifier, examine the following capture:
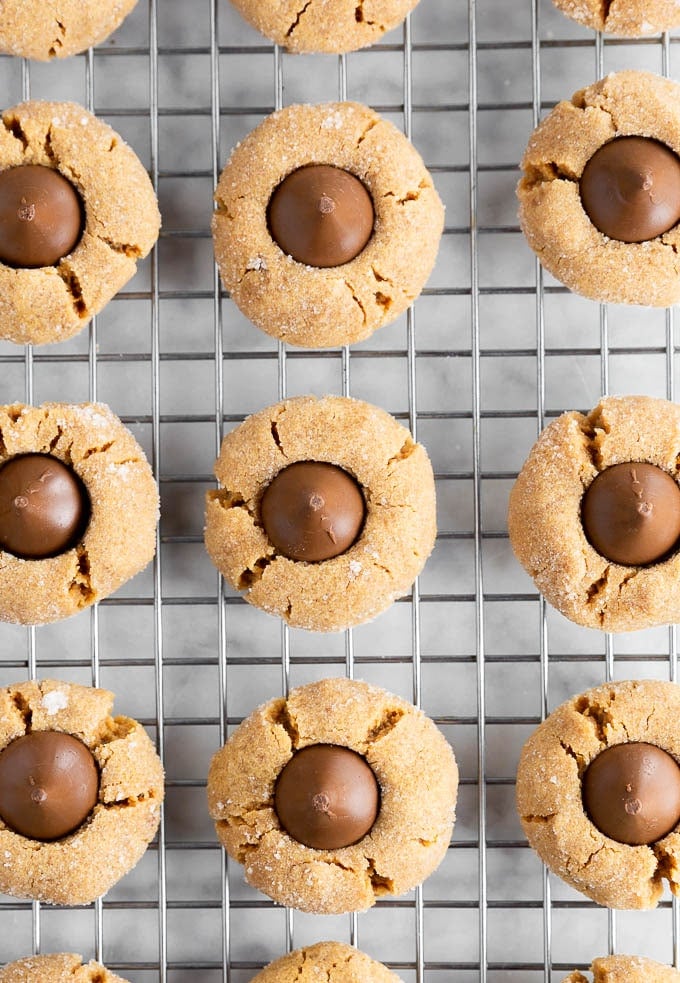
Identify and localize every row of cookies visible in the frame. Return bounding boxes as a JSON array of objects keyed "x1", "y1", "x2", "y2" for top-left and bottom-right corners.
[
  {"x1": 7, "y1": 388, "x2": 680, "y2": 637},
  {"x1": 3, "y1": 672, "x2": 680, "y2": 978},
  {"x1": 7, "y1": 950, "x2": 678, "y2": 983},
  {"x1": 6, "y1": 0, "x2": 680, "y2": 59}
]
